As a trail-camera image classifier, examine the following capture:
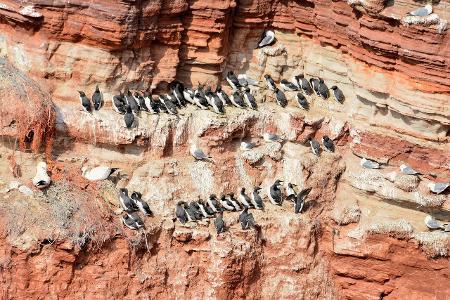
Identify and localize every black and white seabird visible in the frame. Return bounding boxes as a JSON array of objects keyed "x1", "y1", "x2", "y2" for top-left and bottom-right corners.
[
  {"x1": 239, "y1": 188, "x2": 254, "y2": 209},
  {"x1": 226, "y1": 71, "x2": 241, "y2": 91},
  {"x1": 170, "y1": 81, "x2": 186, "y2": 107},
  {"x1": 220, "y1": 194, "x2": 235, "y2": 211},
  {"x1": 81, "y1": 166, "x2": 119, "y2": 181},
  {"x1": 214, "y1": 211, "x2": 225, "y2": 235},
  {"x1": 207, "y1": 194, "x2": 222, "y2": 213},
  {"x1": 159, "y1": 95, "x2": 178, "y2": 115},
  {"x1": 239, "y1": 207, "x2": 256, "y2": 230},
  {"x1": 295, "y1": 75, "x2": 313, "y2": 95},
  {"x1": 131, "y1": 192, "x2": 153, "y2": 216},
  {"x1": 268, "y1": 179, "x2": 283, "y2": 205},
  {"x1": 112, "y1": 92, "x2": 127, "y2": 114},
  {"x1": 183, "y1": 88, "x2": 195, "y2": 105},
  {"x1": 309, "y1": 78, "x2": 320, "y2": 95},
  {"x1": 92, "y1": 85, "x2": 103, "y2": 111},
  {"x1": 134, "y1": 92, "x2": 149, "y2": 112},
  {"x1": 122, "y1": 214, "x2": 140, "y2": 230},
  {"x1": 280, "y1": 79, "x2": 299, "y2": 91},
  {"x1": 243, "y1": 87, "x2": 257, "y2": 110},
  {"x1": 32, "y1": 162, "x2": 51, "y2": 189},
  {"x1": 228, "y1": 193, "x2": 242, "y2": 211},
  {"x1": 322, "y1": 136, "x2": 335, "y2": 152},
  {"x1": 407, "y1": 4, "x2": 432, "y2": 16},
  {"x1": 204, "y1": 87, "x2": 215, "y2": 107},
  {"x1": 194, "y1": 89, "x2": 209, "y2": 109},
  {"x1": 211, "y1": 92, "x2": 225, "y2": 115},
  {"x1": 330, "y1": 86, "x2": 344, "y2": 103},
  {"x1": 183, "y1": 202, "x2": 197, "y2": 222},
  {"x1": 264, "y1": 74, "x2": 277, "y2": 91},
  {"x1": 125, "y1": 90, "x2": 140, "y2": 114},
  {"x1": 197, "y1": 200, "x2": 215, "y2": 218},
  {"x1": 295, "y1": 187, "x2": 312, "y2": 214},
  {"x1": 189, "y1": 201, "x2": 204, "y2": 220},
  {"x1": 274, "y1": 88, "x2": 287, "y2": 107},
  {"x1": 176, "y1": 201, "x2": 189, "y2": 224},
  {"x1": 216, "y1": 86, "x2": 231, "y2": 106},
  {"x1": 230, "y1": 91, "x2": 246, "y2": 108},
  {"x1": 317, "y1": 78, "x2": 329, "y2": 99},
  {"x1": 251, "y1": 187, "x2": 264, "y2": 210},
  {"x1": 256, "y1": 30, "x2": 275, "y2": 48},
  {"x1": 143, "y1": 91, "x2": 159, "y2": 114},
  {"x1": 119, "y1": 188, "x2": 137, "y2": 212},
  {"x1": 286, "y1": 183, "x2": 297, "y2": 202},
  {"x1": 78, "y1": 91, "x2": 92, "y2": 113},
  {"x1": 296, "y1": 93, "x2": 309, "y2": 110},
  {"x1": 308, "y1": 137, "x2": 321, "y2": 156},
  {"x1": 128, "y1": 212, "x2": 145, "y2": 228},
  {"x1": 124, "y1": 105, "x2": 135, "y2": 129}
]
